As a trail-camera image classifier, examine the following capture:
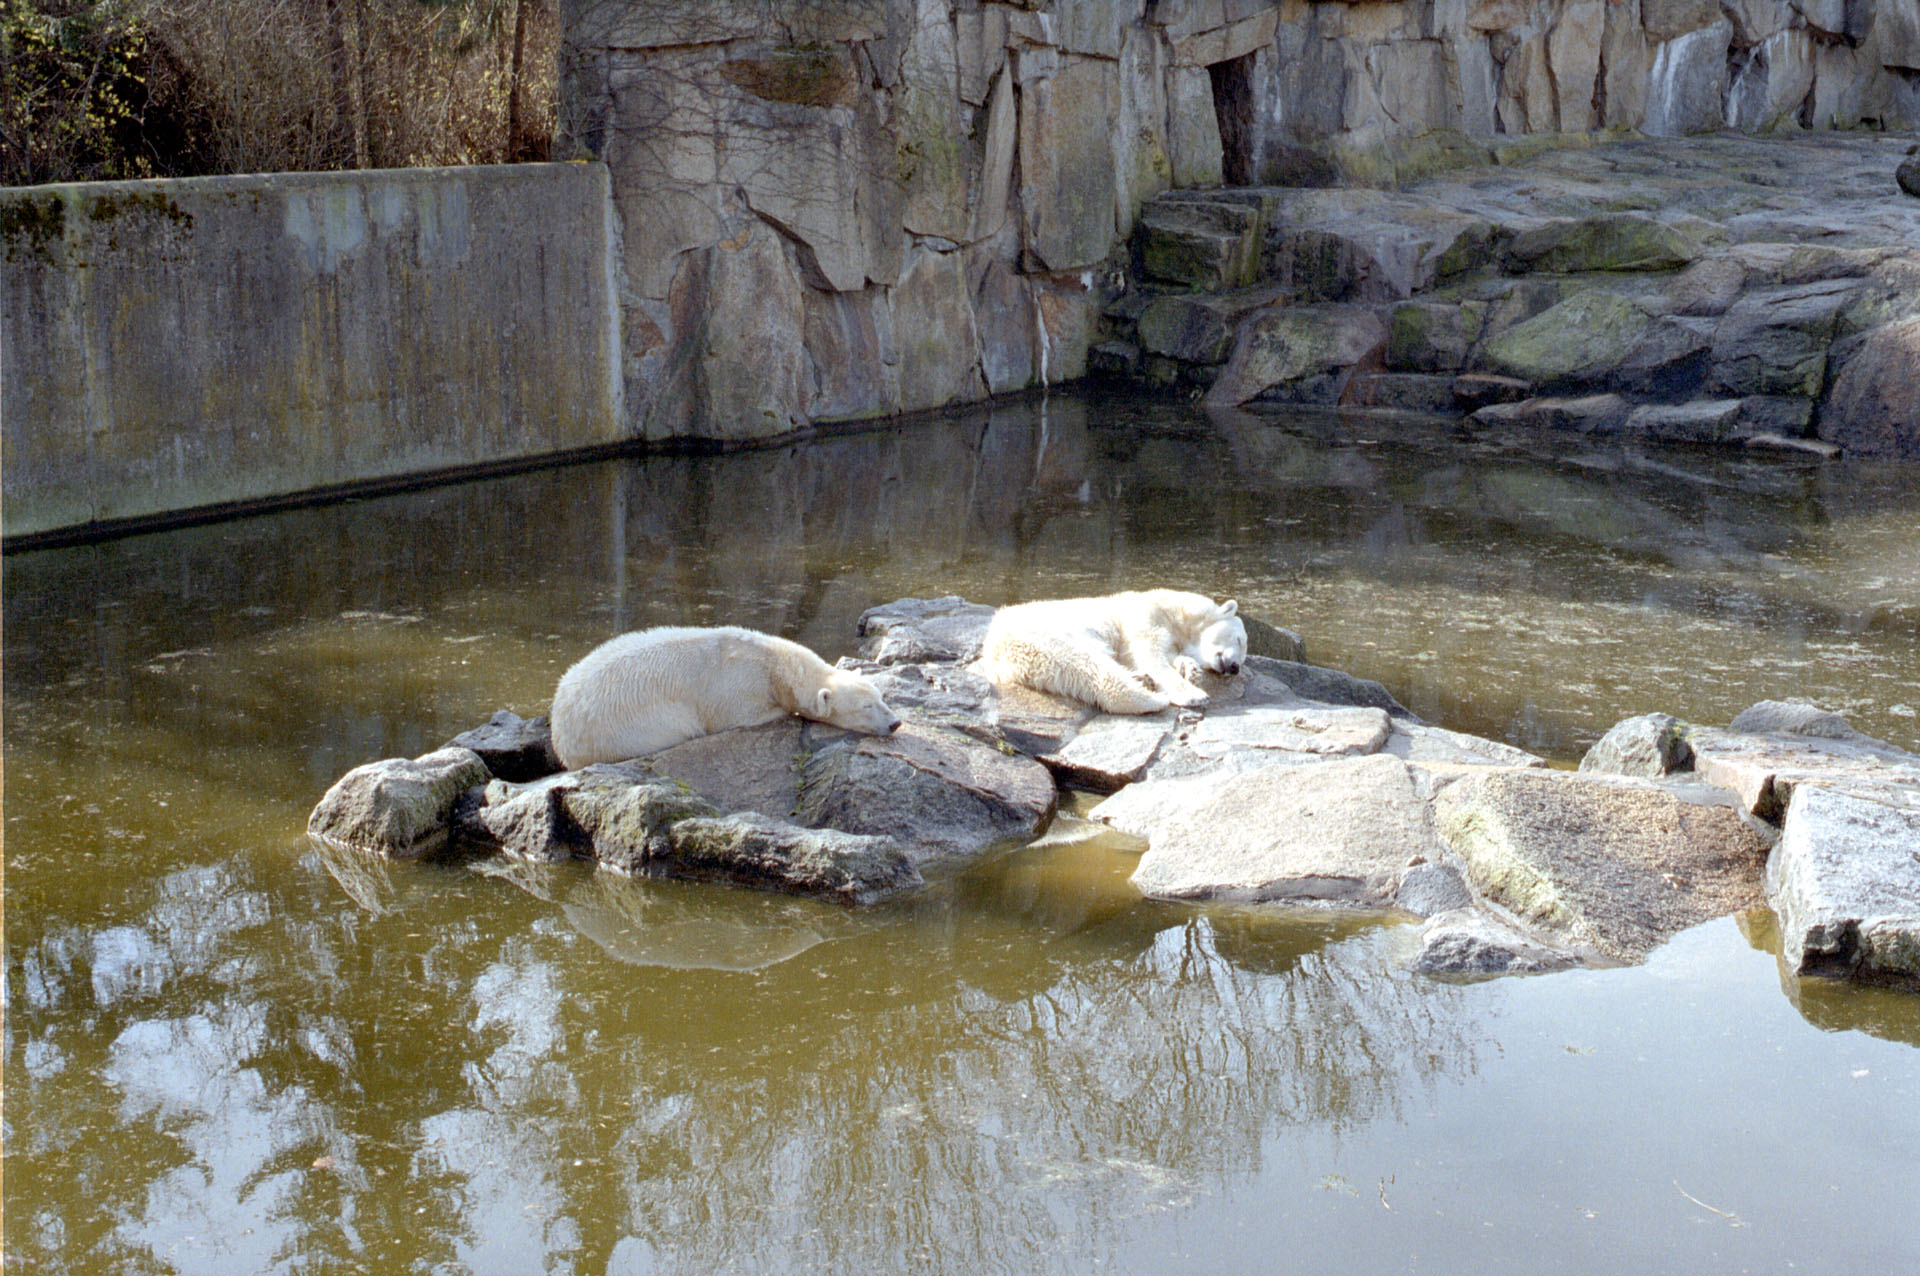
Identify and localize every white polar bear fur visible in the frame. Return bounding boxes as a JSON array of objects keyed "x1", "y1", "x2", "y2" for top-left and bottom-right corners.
[
  {"x1": 549, "y1": 626, "x2": 901, "y2": 769},
  {"x1": 976, "y1": 589, "x2": 1248, "y2": 715}
]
